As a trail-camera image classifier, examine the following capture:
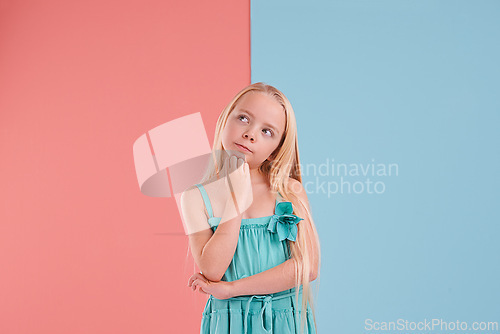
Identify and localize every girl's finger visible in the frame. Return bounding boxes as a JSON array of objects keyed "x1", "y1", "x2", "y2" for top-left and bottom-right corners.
[
  {"x1": 222, "y1": 157, "x2": 230, "y2": 186},
  {"x1": 188, "y1": 272, "x2": 205, "y2": 287},
  {"x1": 195, "y1": 278, "x2": 209, "y2": 291},
  {"x1": 193, "y1": 279, "x2": 202, "y2": 291},
  {"x1": 233, "y1": 155, "x2": 239, "y2": 171},
  {"x1": 193, "y1": 281, "x2": 204, "y2": 293},
  {"x1": 229, "y1": 155, "x2": 235, "y2": 172},
  {"x1": 188, "y1": 273, "x2": 200, "y2": 286},
  {"x1": 196, "y1": 273, "x2": 208, "y2": 283}
]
